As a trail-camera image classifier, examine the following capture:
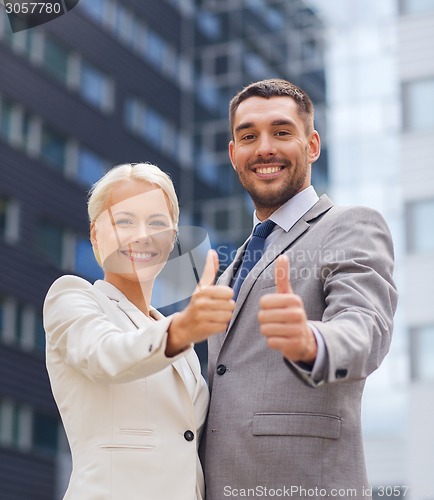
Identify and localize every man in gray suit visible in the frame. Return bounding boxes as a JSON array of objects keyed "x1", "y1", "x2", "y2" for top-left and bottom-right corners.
[{"x1": 200, "y1": 79, "x2": 398, "y2": 499}]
